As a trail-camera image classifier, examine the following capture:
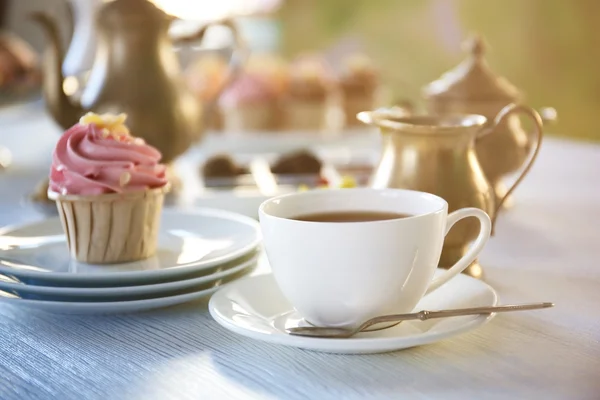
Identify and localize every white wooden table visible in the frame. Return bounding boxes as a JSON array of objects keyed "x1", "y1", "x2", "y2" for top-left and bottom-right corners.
[{"x1": 0, "y1": 101, "x2": 599, "y2": 400}]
